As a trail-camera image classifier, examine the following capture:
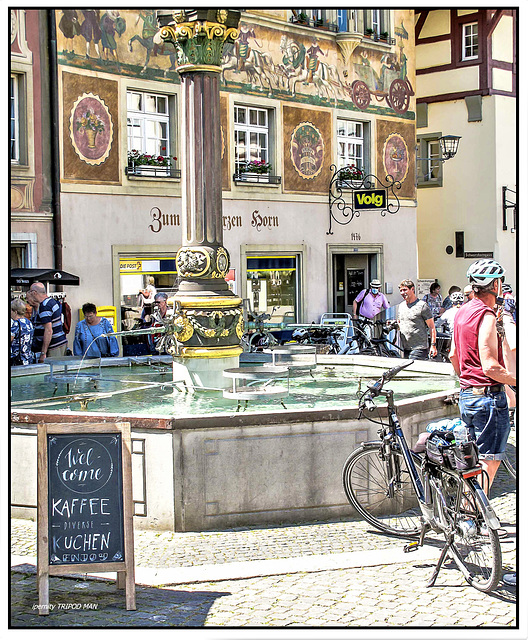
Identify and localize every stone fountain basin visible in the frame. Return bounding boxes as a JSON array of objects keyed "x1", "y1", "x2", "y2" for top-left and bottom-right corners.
[{"x1": 10, "y1": 354, "x2": 459, "y2": 531}]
